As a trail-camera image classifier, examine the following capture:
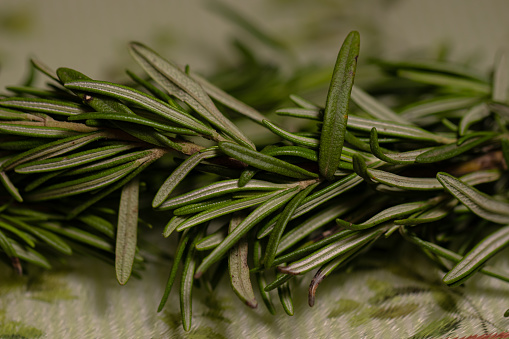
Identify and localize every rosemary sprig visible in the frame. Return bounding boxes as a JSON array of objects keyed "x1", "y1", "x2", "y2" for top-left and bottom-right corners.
[{"x1": 1, "y1": 29, "x2": 509, "y2": 332}]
